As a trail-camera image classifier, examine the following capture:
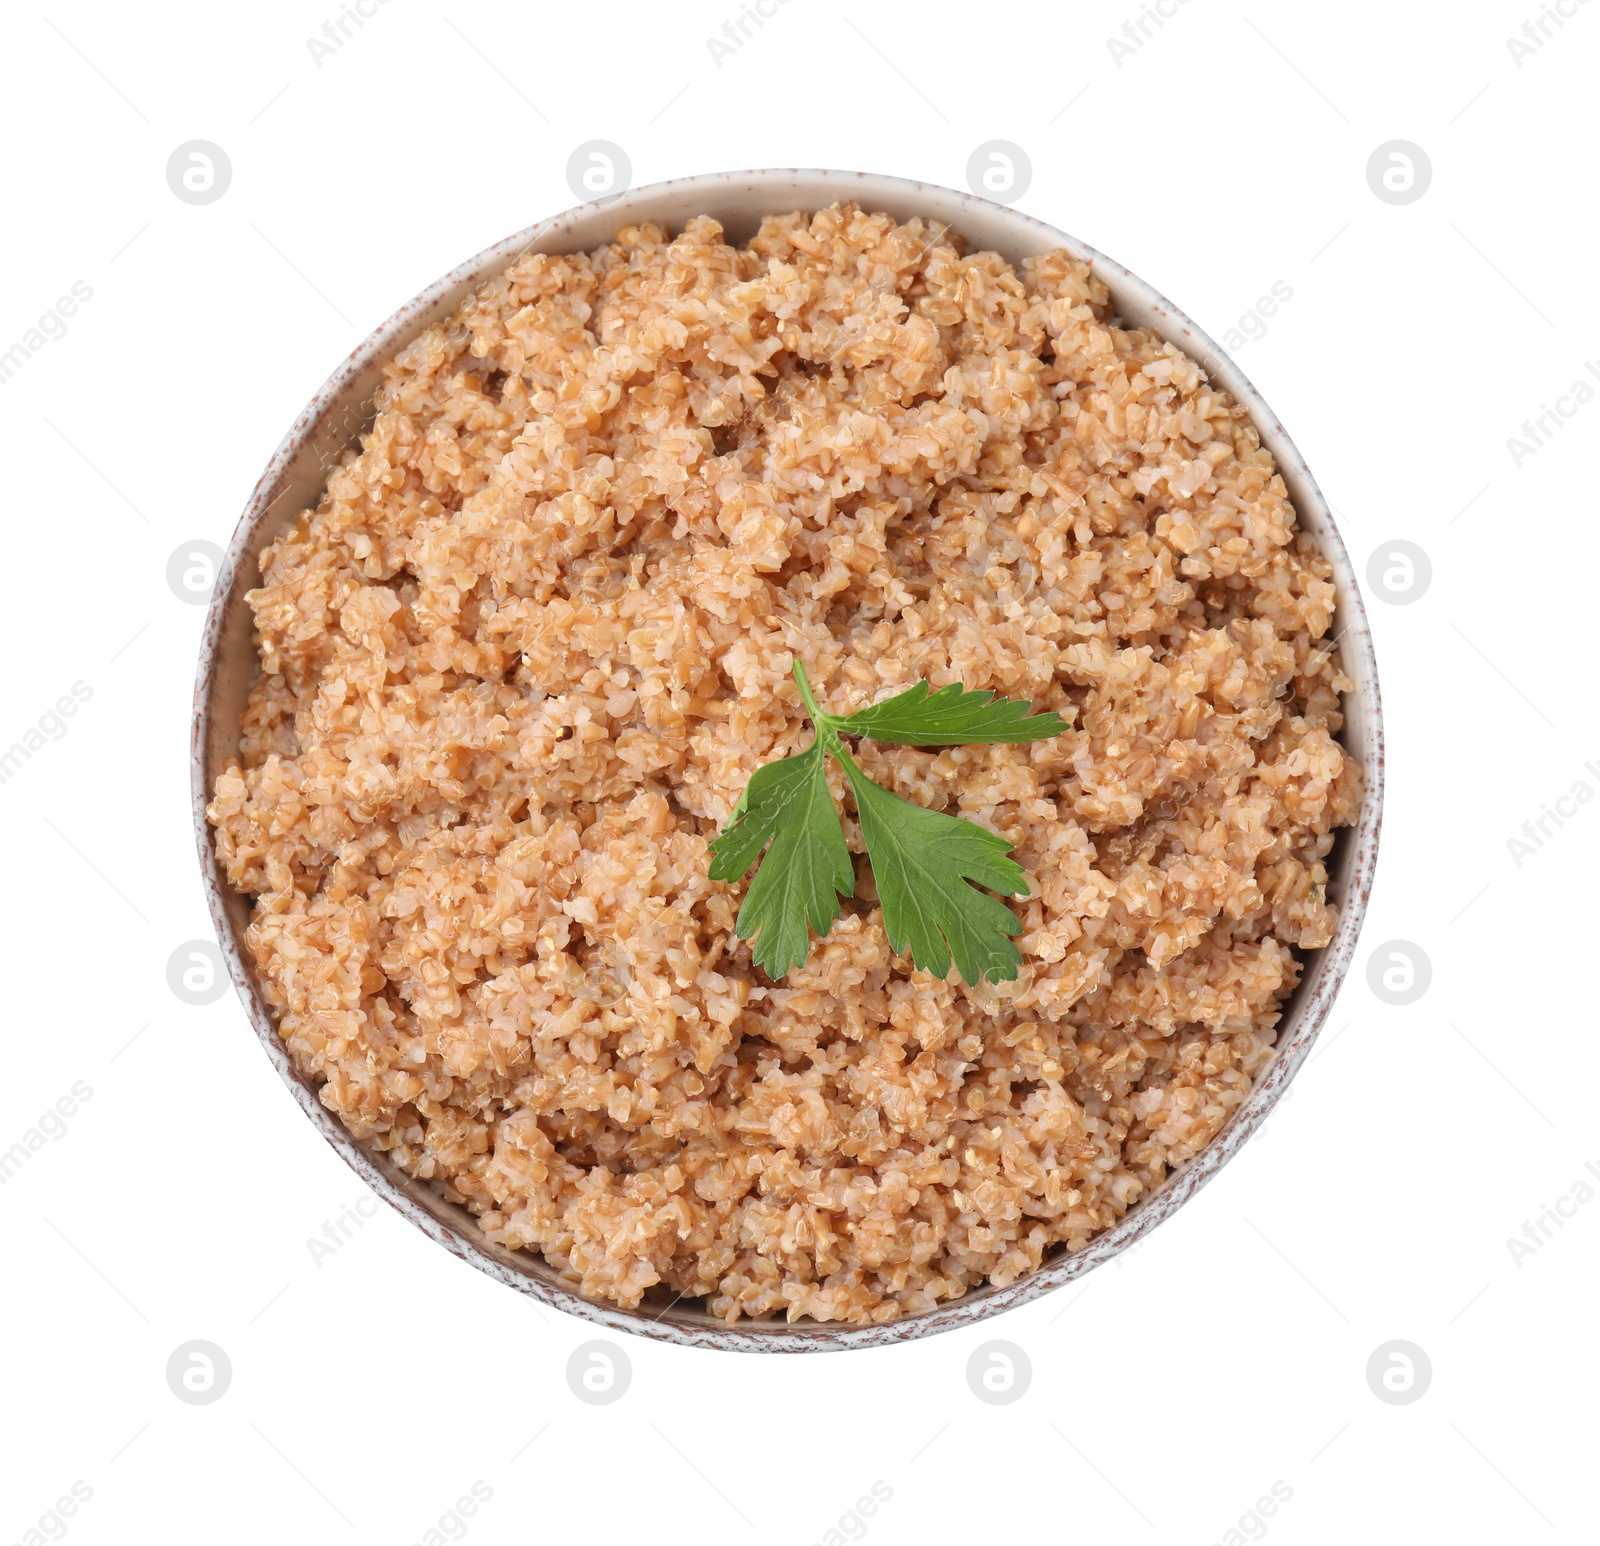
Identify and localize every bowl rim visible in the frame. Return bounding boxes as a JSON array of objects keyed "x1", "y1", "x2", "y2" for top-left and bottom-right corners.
[{"x1": 192, "y1": 166, "x2": 1384, "y2": 1352}]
